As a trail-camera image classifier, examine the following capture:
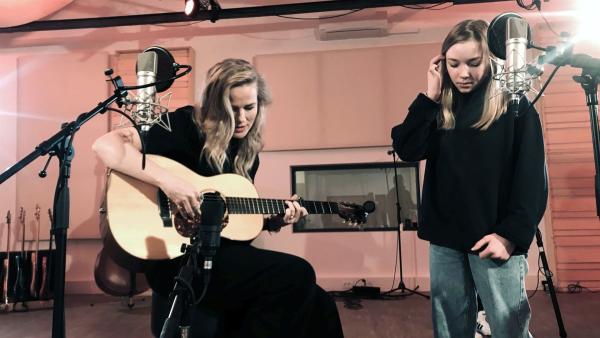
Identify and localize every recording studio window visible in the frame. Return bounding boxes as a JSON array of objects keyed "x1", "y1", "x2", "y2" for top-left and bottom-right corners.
[{"x1": 291, "y1": 162, "x2": 420, "y2": 233}]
